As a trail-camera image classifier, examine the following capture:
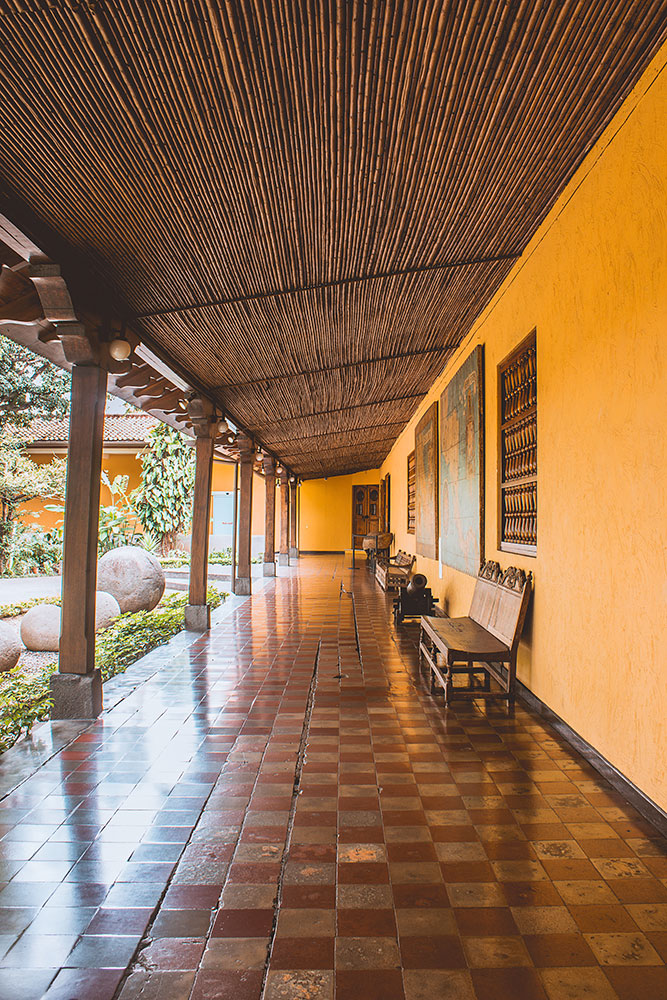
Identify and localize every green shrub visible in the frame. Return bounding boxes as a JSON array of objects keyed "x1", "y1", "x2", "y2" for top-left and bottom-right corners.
[
  {"x1": 0, "y1": 587, "x2": 225, "y2": 753},
  {"x1": 0, "y1": 595, "x2": 60, "y2": 619}
]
